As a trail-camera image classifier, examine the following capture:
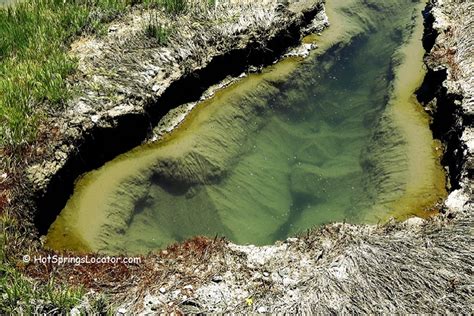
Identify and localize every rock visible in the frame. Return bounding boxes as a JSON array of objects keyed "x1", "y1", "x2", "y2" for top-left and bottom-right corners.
[
  {"x1": 257, "y1": 306, "x2": 268, "y2": 313},
  {"x1": 180, "y1": 300, "x2": 202, "y2": 314},
  {"x1": 91, "y1": 115, "x2": 100, "y2": 123},
  {"x1": 404, "y1": 217, "x2": 426, "y2": 227},
  {"x1": 70, "y1": 308, "x2": 81, "y2": 316},
  {"x1": 143, "y1": 295, "x2": 163, "y2": 313},
  {"x1": 284, "y1": 43, "x2": 317, "y2": 58}
]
